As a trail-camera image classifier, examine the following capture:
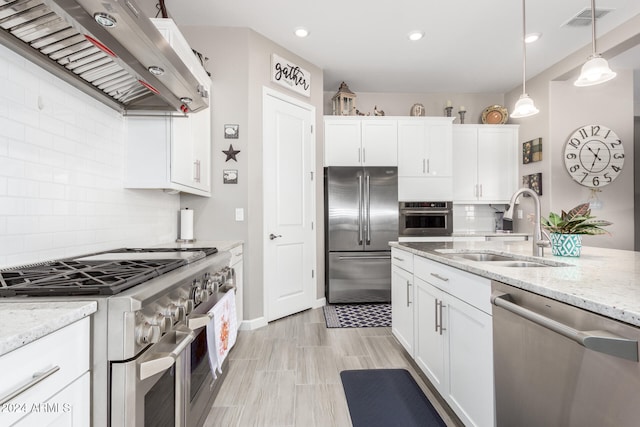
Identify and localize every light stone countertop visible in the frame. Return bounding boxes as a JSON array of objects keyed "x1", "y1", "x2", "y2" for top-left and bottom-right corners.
[
  {"x1": 389, "y1": 240, "x2": 640, "y2": 328},
  {"x1": 0, "y1": 301, "x2": 97, "y2": 357},
  {"x1": 152, "y1": 240, "x2": 243, "y2": 252}
]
